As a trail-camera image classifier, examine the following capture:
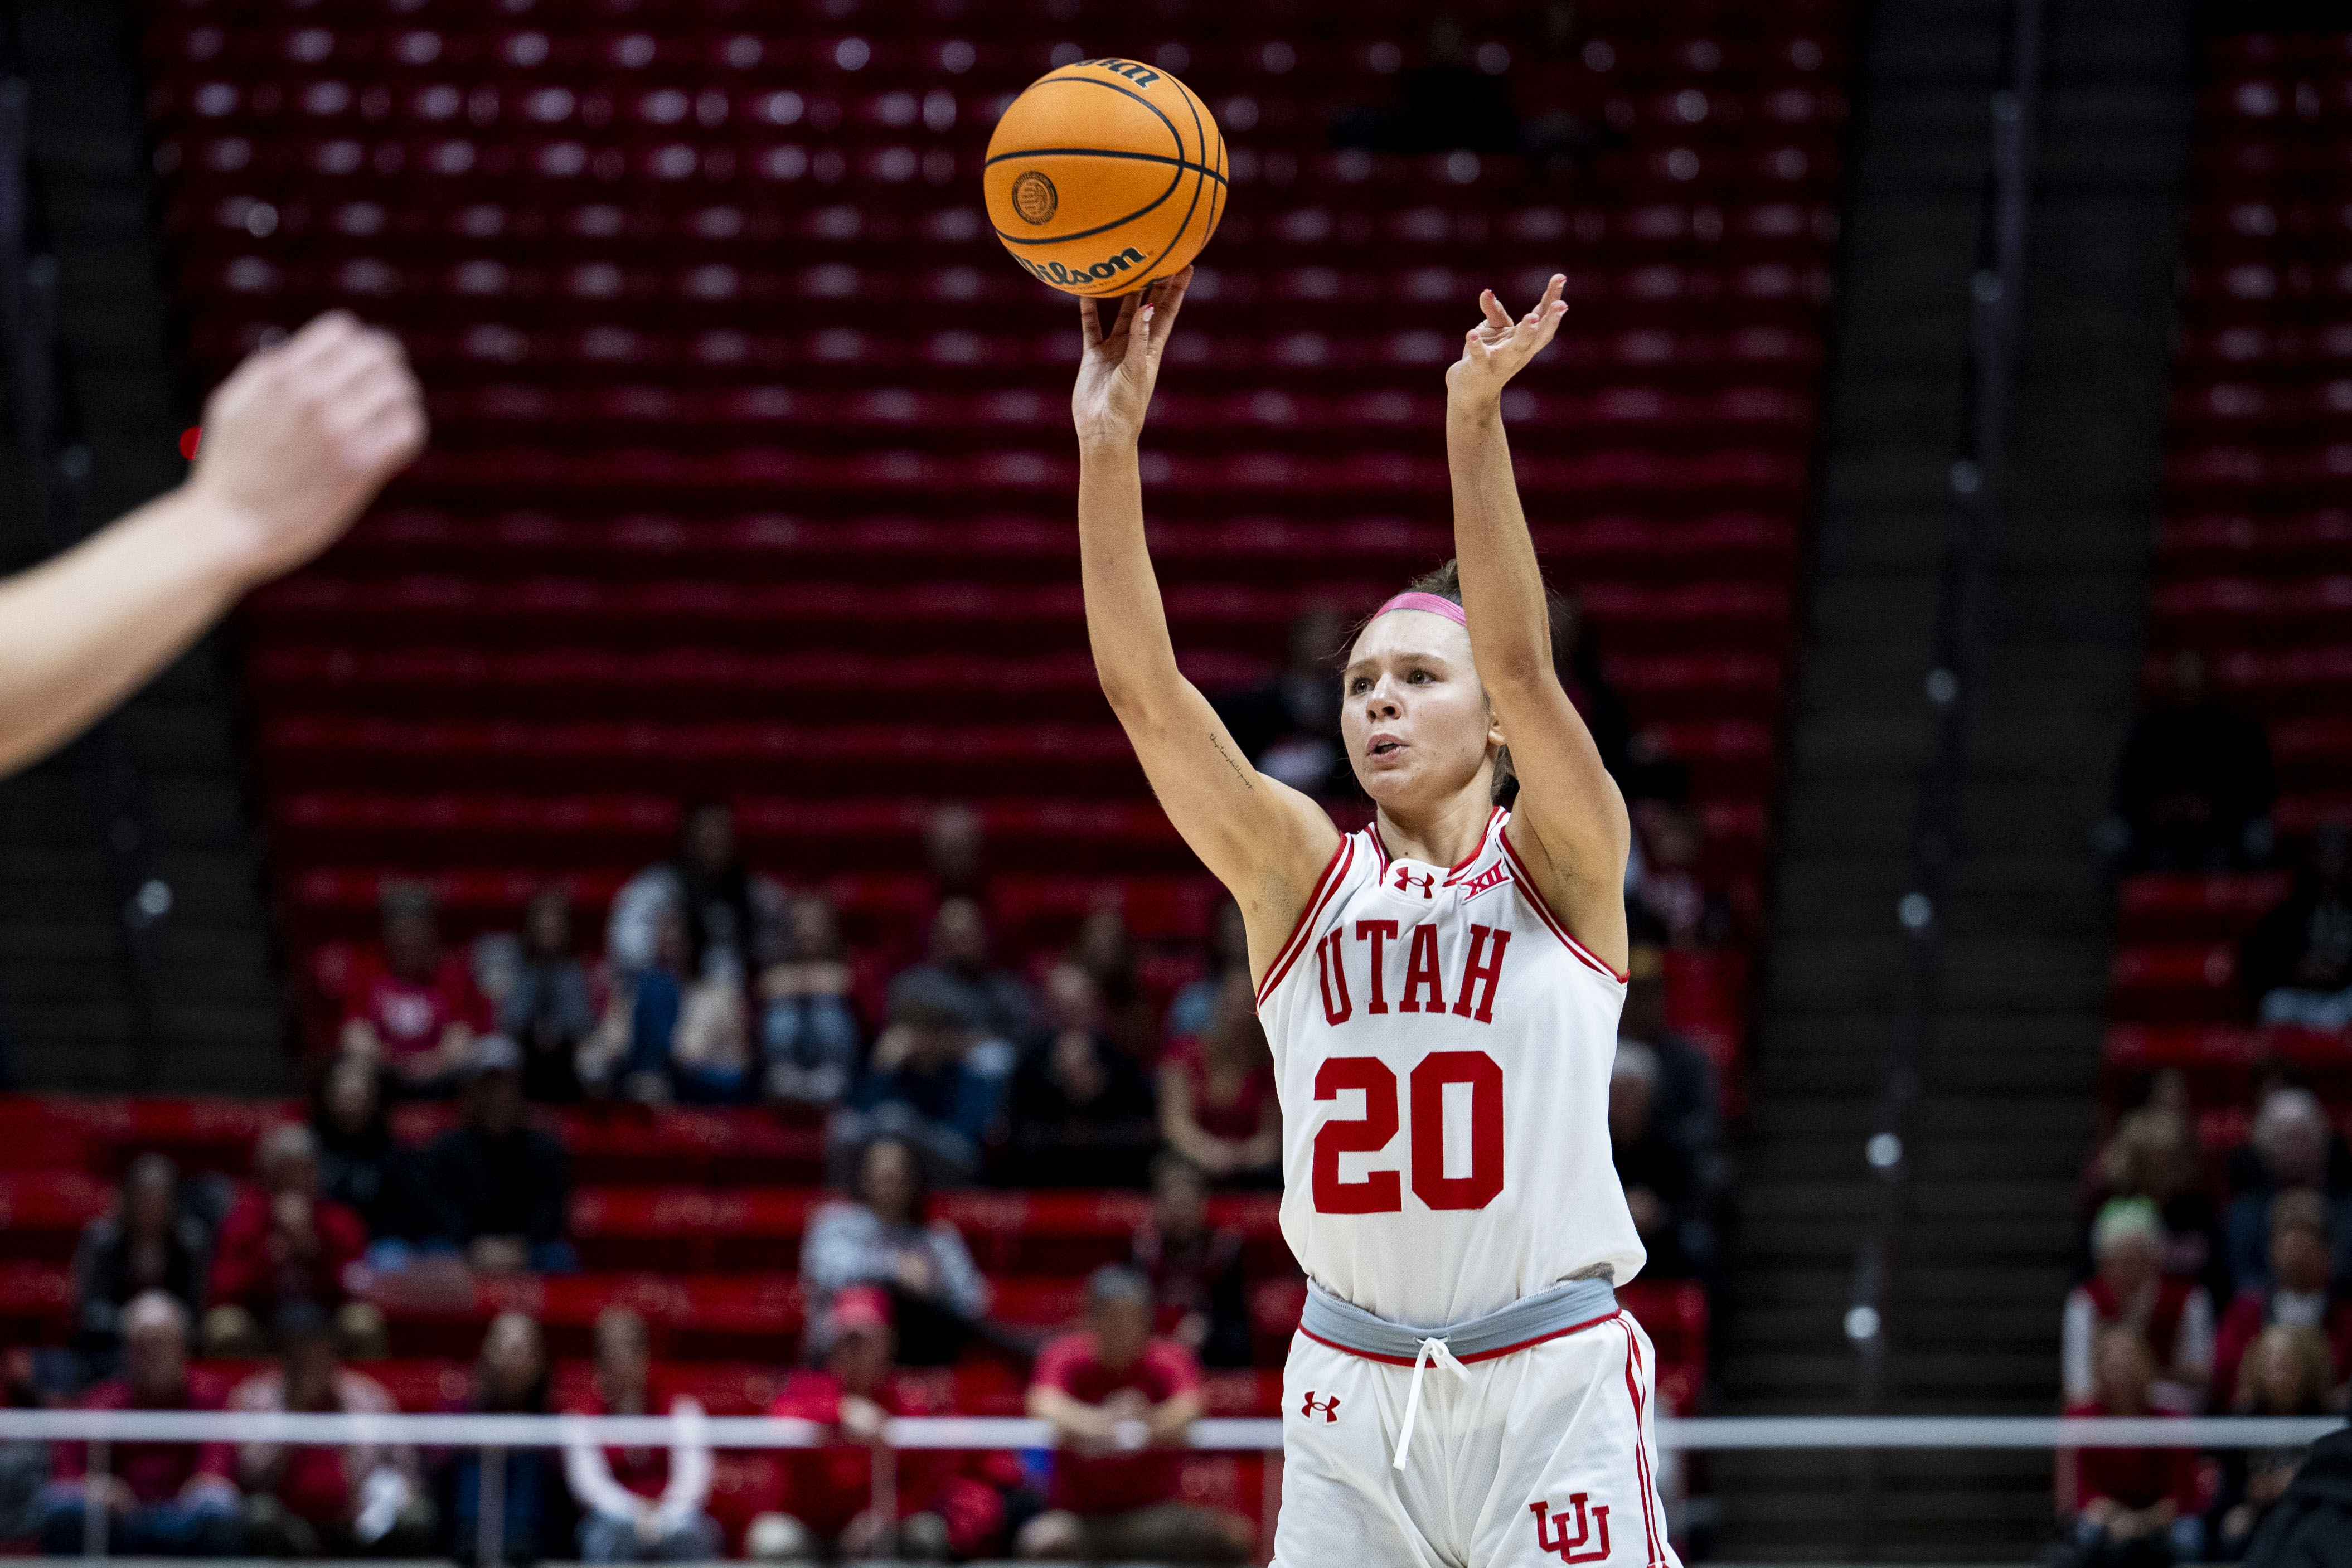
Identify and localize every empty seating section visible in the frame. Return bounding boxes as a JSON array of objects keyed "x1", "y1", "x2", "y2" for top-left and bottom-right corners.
[
  {"x1": 2111, "y1": 30, "x2": 2352, "y2": 1094},
  {"x1": 125, "y1": 0, "x2": 1850, "y2": 1443}
]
